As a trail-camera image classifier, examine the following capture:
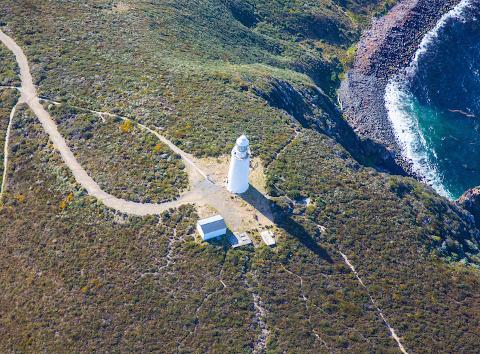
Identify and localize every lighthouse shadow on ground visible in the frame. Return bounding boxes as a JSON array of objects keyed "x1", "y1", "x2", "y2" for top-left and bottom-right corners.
[
  {"x1": 239, "y1": 184, "x2": 275, "y2": 223},
  {"x1": 240, "y1": 184, "x2": 333, "y2": 263}
]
